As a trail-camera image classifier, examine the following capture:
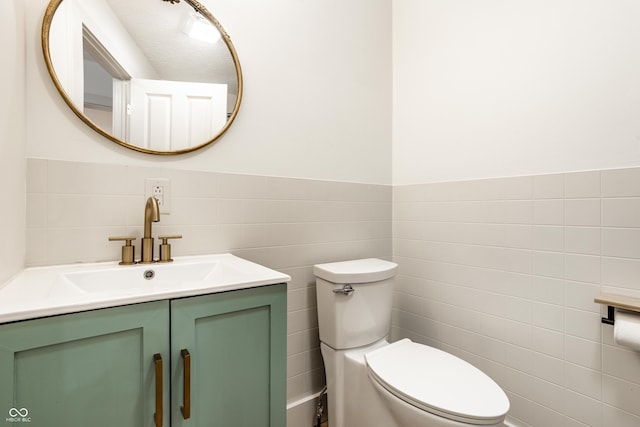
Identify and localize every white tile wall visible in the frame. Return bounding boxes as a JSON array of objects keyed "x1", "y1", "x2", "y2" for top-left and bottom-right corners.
[
  {"x1": 27, "y1": 159, "x2": 640, "y2": 426},
  {"x1": 393, "y1": 168, "x2": 640, "y2": 427},
  {"x1": 26, "y1": 158, "x2": 392, "y2": 407}
]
